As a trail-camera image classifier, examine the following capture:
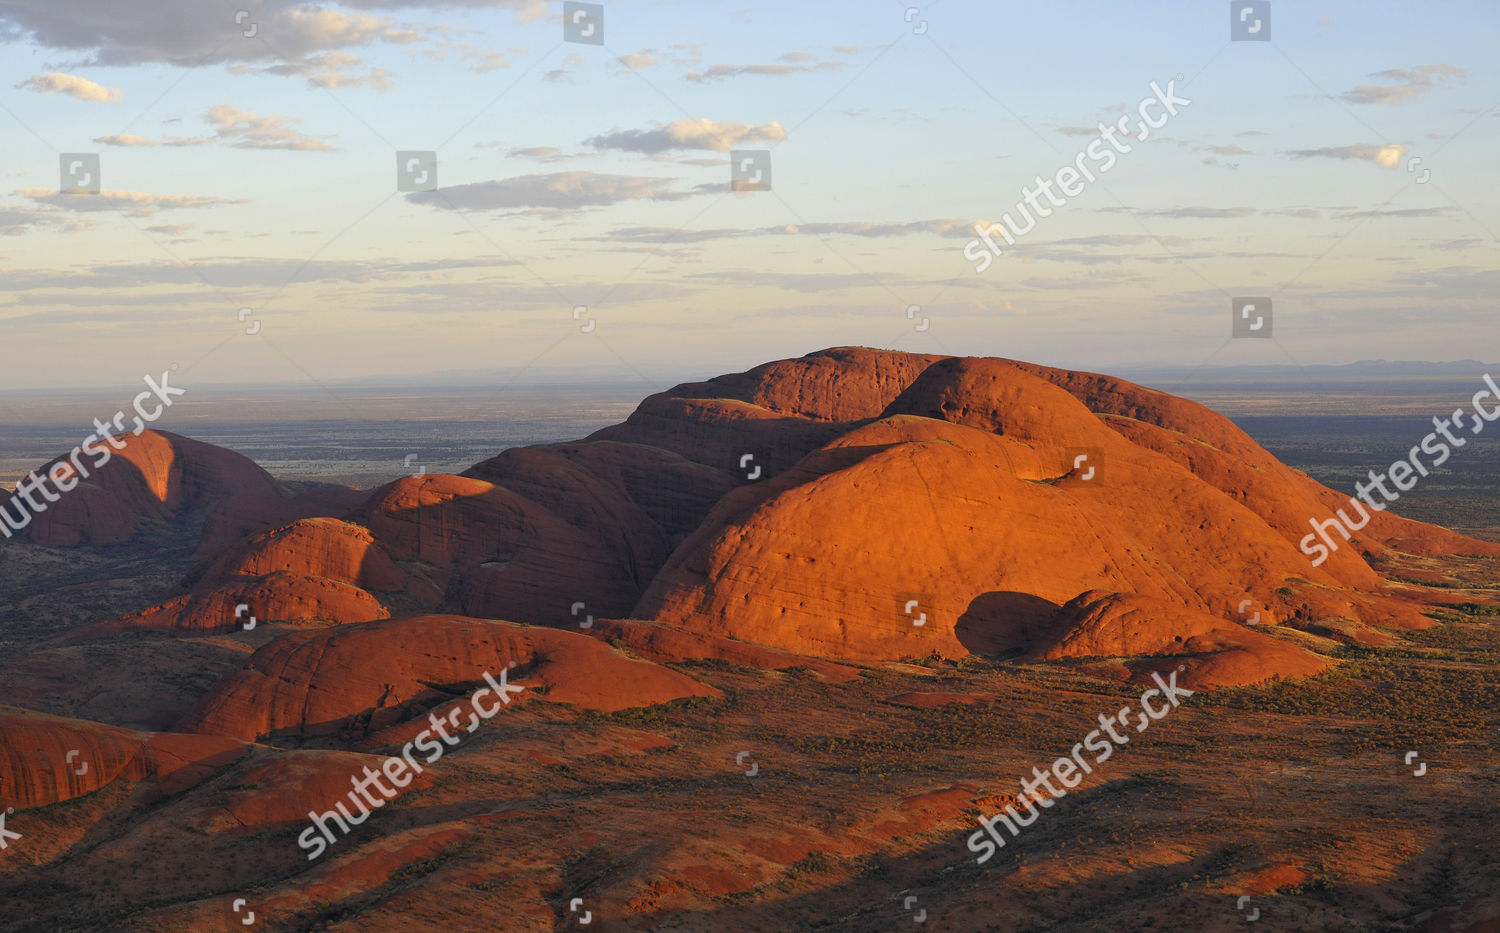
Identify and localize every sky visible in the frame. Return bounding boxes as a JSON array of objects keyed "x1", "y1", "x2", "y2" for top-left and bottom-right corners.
[{"x1": 0, "y1": 0, "x2": 1496, "y2": 391}]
